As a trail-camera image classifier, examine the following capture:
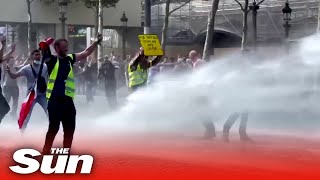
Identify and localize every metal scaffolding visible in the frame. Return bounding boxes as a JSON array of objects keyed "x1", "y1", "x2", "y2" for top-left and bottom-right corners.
[{"x1": 147, "y1": 0, "x2": 320, "y2": 43}]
